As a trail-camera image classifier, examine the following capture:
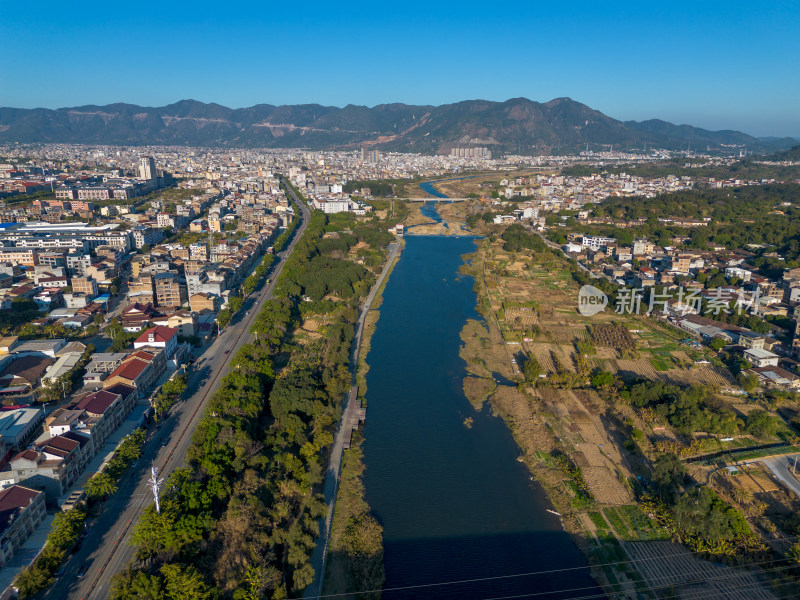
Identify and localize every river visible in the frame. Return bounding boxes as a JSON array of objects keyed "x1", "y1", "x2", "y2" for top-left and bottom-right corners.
[
  {"x1": 362, "y1": 204, "x2": 602, "y2": 599},
  {"x1": 419, "y1": 180, "x2": 451, "y2": 198}
]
